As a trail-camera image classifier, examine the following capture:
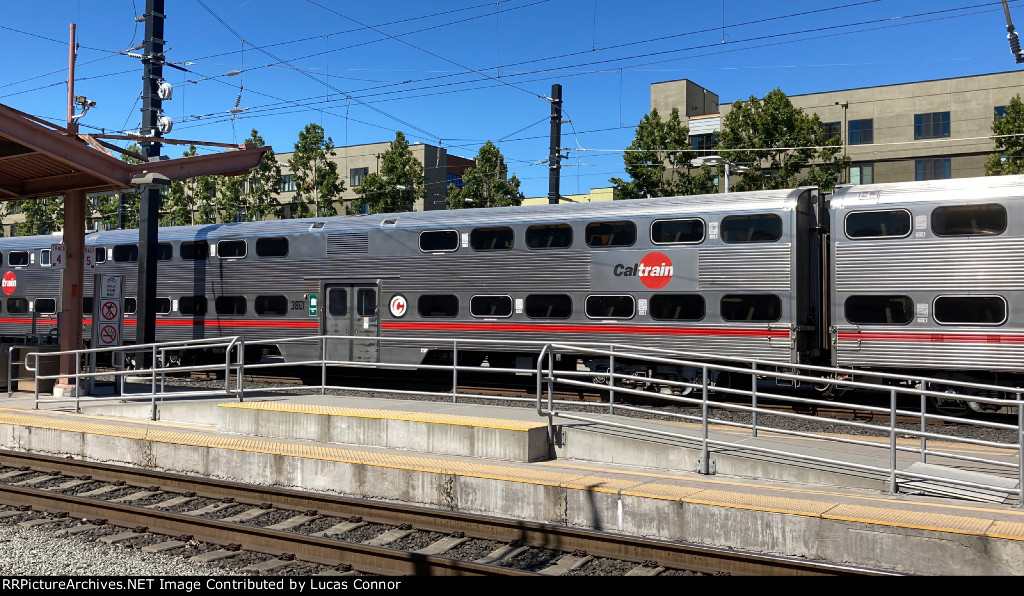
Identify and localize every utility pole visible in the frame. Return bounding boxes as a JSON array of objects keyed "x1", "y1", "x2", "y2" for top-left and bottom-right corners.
[
  {"x1": 547, "y1": 84, "x2": 562, "y2": 205},
  {"x1": 137, "y1": 0, "x2": 165, "y2": 351}
]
